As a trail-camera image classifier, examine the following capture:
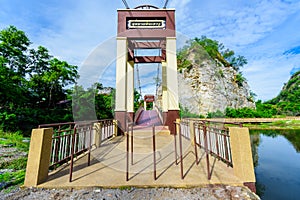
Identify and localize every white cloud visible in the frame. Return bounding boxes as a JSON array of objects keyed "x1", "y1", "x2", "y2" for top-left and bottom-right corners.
[
  {"x1": 181, "y1": 0, "x2": 300, "y2": 49},
  {"x1": 171, "y1": 0, "x2": 300, "y2": 100},
  {"x1": 34, "y1": 1, "x2": 120, "y2": 66},
  {"x1": 125, "y1": 0, "x2": 164, "y2": 8},
  {"x1": 169, "y1": 0, "x2": 192, "y2": 26},
  {"x1": 244, "y1": 54, "x2": 298, "y2": 100},
  {"x1": 1, "y1": 0, "x2": 300, "y2": 100}
]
